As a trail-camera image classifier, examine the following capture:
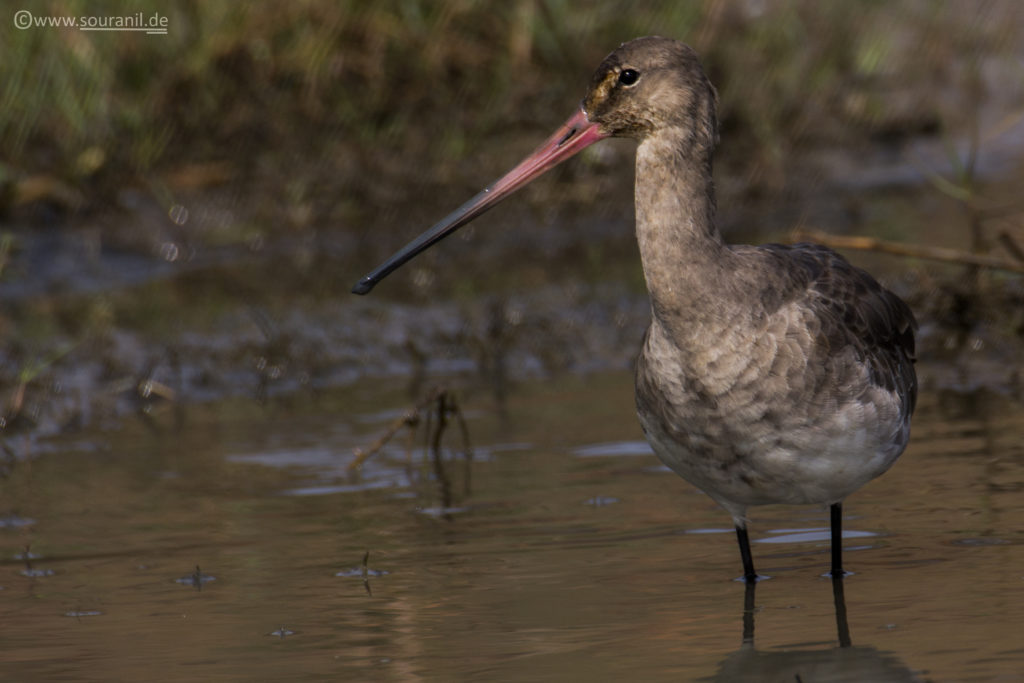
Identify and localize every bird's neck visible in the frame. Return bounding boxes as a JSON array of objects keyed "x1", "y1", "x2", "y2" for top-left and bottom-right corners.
[{"x1": 634, "y1": 126, "x2": 735, "y2": 332}]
